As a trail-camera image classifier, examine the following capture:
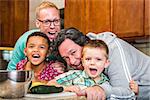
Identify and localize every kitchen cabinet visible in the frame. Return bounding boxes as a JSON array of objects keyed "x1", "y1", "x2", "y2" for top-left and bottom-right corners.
[
  {"x1": 111, "y1": 0, "x2": 144, "y2": 38},
  {"x1": 0, "y1": 0, "x2": 29, "y2": 47},
  {"x1": 64, "y1": 0, "x2": 111, "y2": 34},
  {"x1": 145, "y1": 0, "x2": 150, "y2": 36},
  {"x1": 64, "y1": 0, "x2": 150, "y2": 40}
]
